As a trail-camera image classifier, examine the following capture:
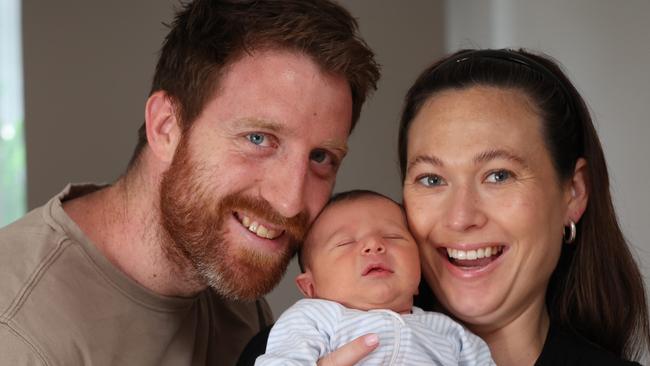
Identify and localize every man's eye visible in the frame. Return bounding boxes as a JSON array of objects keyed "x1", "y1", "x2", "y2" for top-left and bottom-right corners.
[
  {"x1": 417, "y1": 174, "x2": 446, "y2": 187},
  {"x1": 247, "y1": 133, "x2": 266, "y2": 146},
  {"x1": 485, "y1": 170, "x2": 513, "y2": 183},
  {"x1": 310, "y1": 149, "x2": 331, "y2": 164}
]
